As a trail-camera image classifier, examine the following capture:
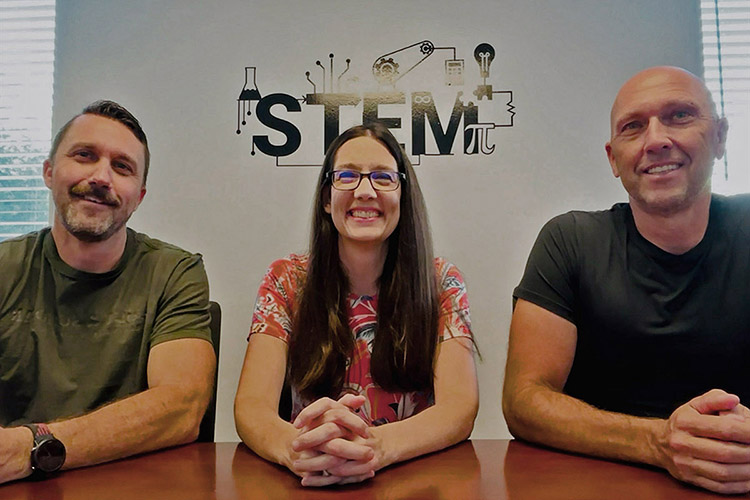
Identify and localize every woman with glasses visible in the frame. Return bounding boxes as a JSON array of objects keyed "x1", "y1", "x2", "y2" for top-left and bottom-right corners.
[{"x1": 234, "y1": 123, "x2": 478, "y2": 487}]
